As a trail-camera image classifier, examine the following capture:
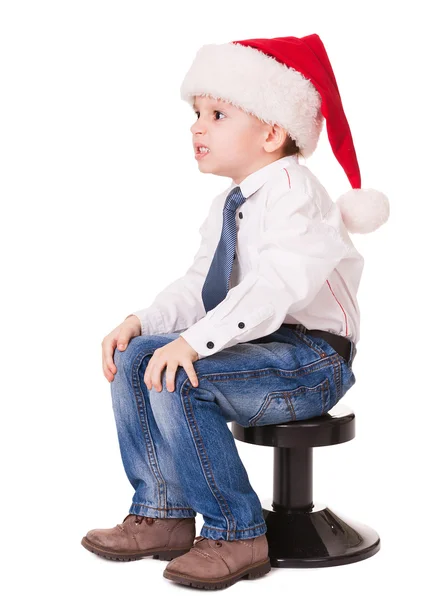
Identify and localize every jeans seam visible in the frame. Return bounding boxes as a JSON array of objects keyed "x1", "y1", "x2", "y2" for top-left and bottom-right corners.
[
  {"x1": 131, "y1": 502, "x2": 195, "y2": 510},
  {"x1": 132, "y1": 349, "x2": 168, "y2": 512},
  {"x1": 202, "y1": 523, "x2": 266, "y2": 533},
  {"x1": 195, "y1": 355, "x2": 337, "y2": 385},
  {"x1": 321, "y1": 378, "x2": 329, "y2": 414},
  {"x1": 284, "y1": 391, "x2": 297, "y2": 420},
  {"x1": 129, "y1": 505, "x2": 196, "y2": 519},
  {"x1": 332, "y1": 355, "x2": 342, "y2": 404},
  {"x1": 180, "y1": 379, "x2": 238, "y2": 539},
  {"x1": 291, "y1": 329, "x2": 325, "y2": 357}
]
